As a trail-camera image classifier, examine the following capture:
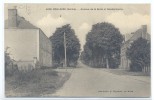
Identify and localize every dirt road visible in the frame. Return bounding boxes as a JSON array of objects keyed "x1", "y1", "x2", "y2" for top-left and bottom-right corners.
[{"x1": 52, "y1": 62, "x2": 150, "y2": 97}]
